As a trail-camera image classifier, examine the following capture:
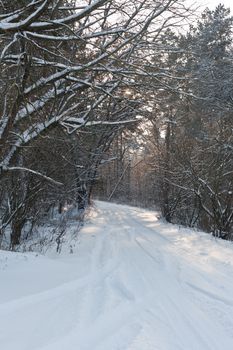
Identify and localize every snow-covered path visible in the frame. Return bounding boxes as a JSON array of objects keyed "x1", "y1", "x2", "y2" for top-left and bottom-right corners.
[{"x1": 1, "y1": 201, "x2": 233, "y2": 350}]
